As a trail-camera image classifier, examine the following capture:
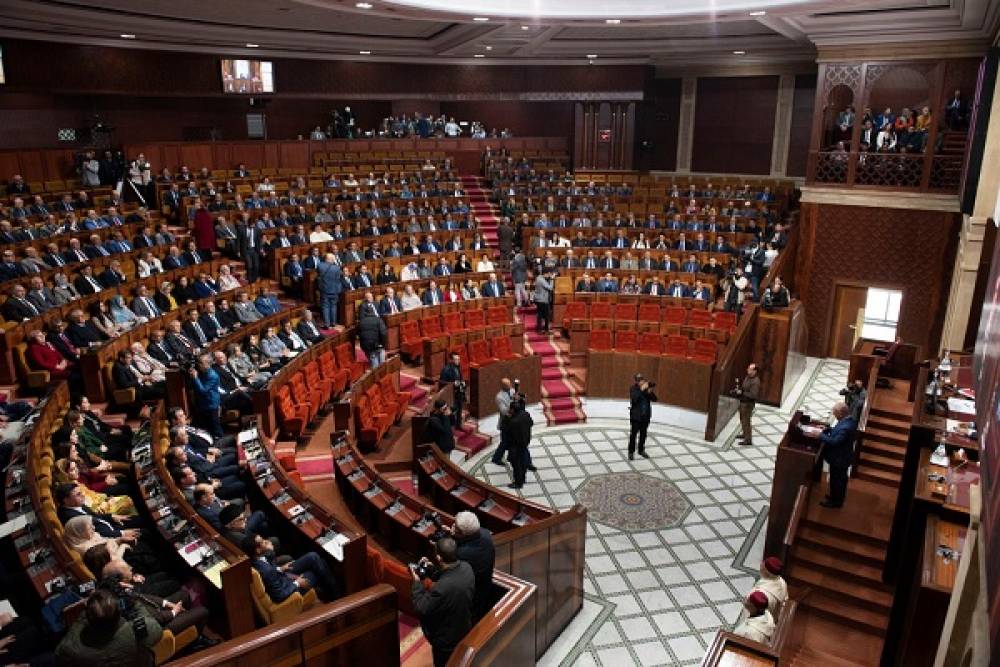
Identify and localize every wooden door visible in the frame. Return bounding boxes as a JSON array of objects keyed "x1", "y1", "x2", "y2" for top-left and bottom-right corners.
[{"x1": 828, "y1": 284, "x2": 868, "y2": 359}]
